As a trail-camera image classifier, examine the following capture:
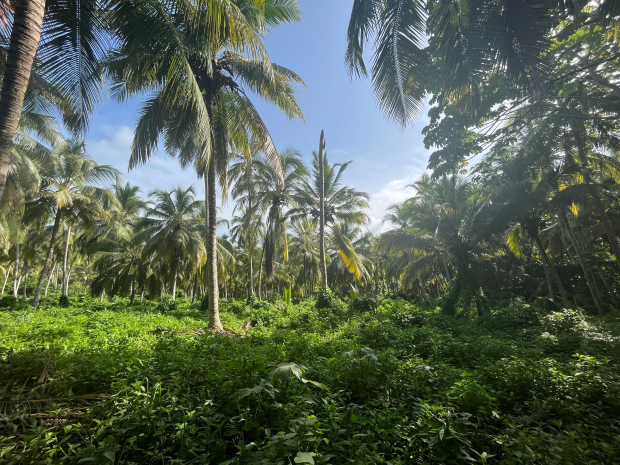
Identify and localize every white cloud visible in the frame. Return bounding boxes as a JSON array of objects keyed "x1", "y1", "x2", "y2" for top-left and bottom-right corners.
[
  {"x1": 367, "y1": 170, "x2": 427, "y2": 234},
  {"x1": 87, "y1": 125, "x2": 202, "y2": 197}
]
